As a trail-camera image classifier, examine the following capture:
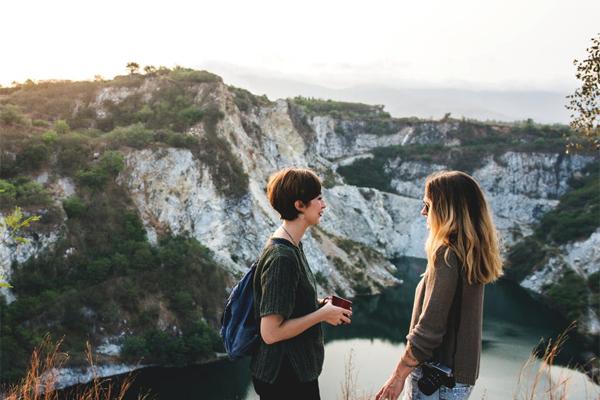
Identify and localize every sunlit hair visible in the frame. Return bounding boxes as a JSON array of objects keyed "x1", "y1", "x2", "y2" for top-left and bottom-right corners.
[
  {"x1": 266, "y1": 167, "x2": 321, "y2": 220},
  {"x1": 424, "y1": 170, "x2": 503, "y2": 285}
]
